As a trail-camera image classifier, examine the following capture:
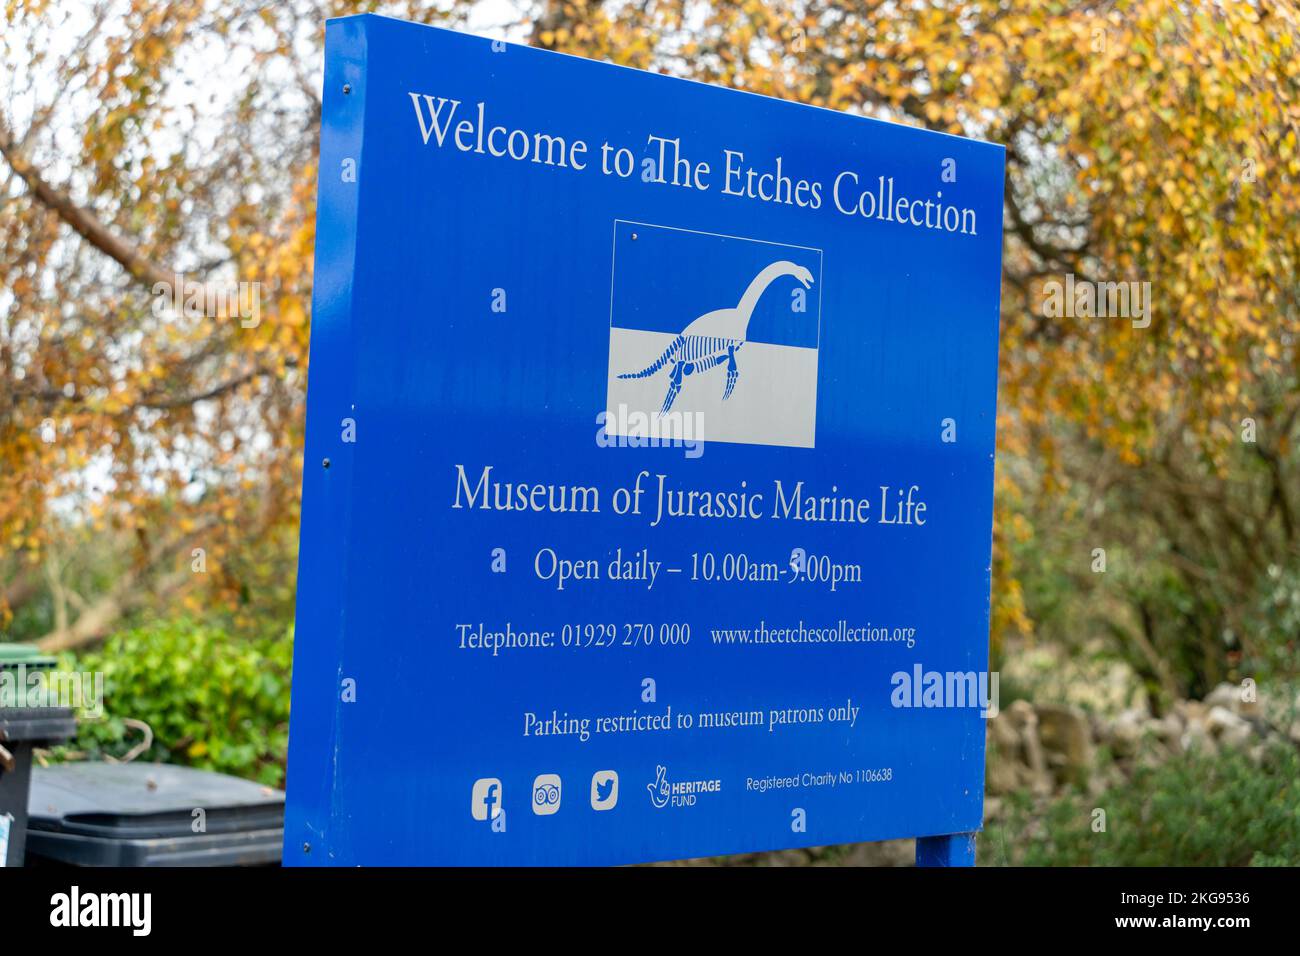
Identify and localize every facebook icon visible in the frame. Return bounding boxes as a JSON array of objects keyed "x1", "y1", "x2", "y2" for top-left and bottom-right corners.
[{"x1": 471, "y1": 778, "x2": 503, "y2": 821}]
